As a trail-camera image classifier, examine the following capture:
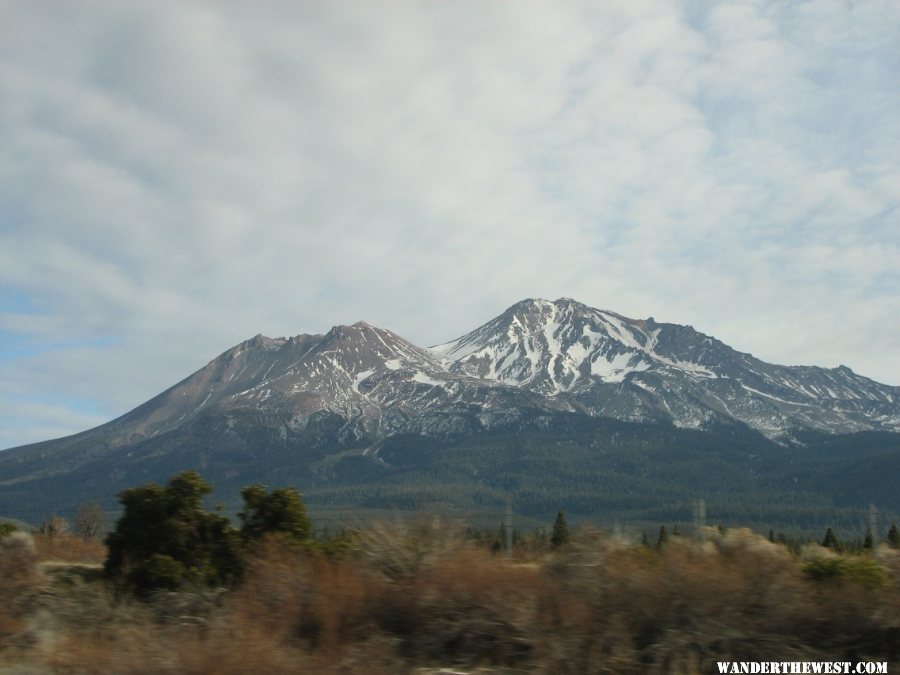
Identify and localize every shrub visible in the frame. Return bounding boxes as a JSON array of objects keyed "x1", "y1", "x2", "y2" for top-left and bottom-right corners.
[
  {"x1": 104, "y1": 471, "x2": 242, "y2": 594},
  {"x1": 803, "y1": 557, "x2": 887, "y2": 588},
  {"x1": 39, "y1": 515, "x2": 69, "y2": 538},
  {"x1": 239, "y1": 484, "x2": 311, "y2": 544},
  {"x1": 104, "y1": 473, "x2": 317, "y2": 595},
  {"x1": 355, "y1": 517, "x2": 466, "y2": 581},
  {"x1": 0, "y1": 532, "x2": 41, "y2": 643},
  {"x1": 7, "y1": 519, "x2": 900, "y2": 672},
  {"x1": 131, "y1": 553, "x2": 191, "y2": 592},
  {"x1": 74, "y1": 502, "x2": 108, "y2": 540}
]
